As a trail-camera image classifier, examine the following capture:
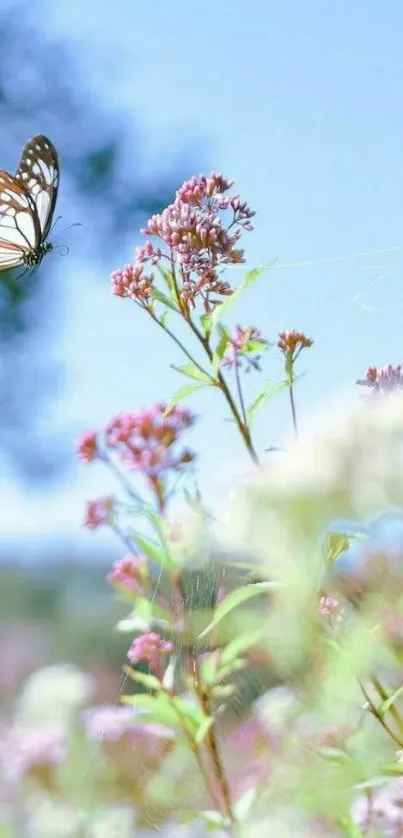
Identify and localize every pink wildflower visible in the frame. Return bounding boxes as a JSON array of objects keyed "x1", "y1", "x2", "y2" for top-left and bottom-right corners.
[
  {"x1": 106, "y1": 554, "x2": 148, "y2": 594},
  {"x1": 103, "y1": 404, "x2": 196, "y2": 499},
  {"x1": 318, "y1": 595, "x2": 339, "y2": 618},
  {"x1": 82, "y1": 705, "x2": 172, "y2": 744},
  {"x1": 356, "y1": 363, "x2": 403, "y2": 394},
  {"x1": 0, "y1": 728, "x2": 67, "y2": 783},
  {"x1": 83, "y1": 496, "x2": 113, "y2": 529},
  {"x1": 111, "y1": 263, "x2": 154, "y2": 304},
  {"x1": 140, "y1": 172, "x2": 255, "y2": 309},
  {"x1": 278, "y1": 330, "x2": 313, "y2": 358},
  {"x1": 222, "y1": 325, "x2": 268, "y2": 371},
  {"x1": 76, "y1": 430, "x2": 98, "y2": 463},
  {"x1": 128, "y1": 632, "x2": 173, "y2": 676}
]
